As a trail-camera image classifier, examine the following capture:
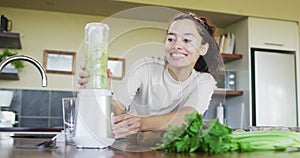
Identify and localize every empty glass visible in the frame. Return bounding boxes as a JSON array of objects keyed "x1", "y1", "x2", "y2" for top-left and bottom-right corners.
[{"x1": 62, "y1": 97, "x2": 77, "y2": 143}]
